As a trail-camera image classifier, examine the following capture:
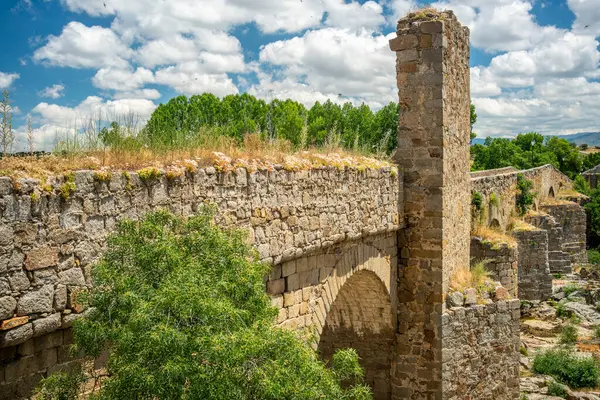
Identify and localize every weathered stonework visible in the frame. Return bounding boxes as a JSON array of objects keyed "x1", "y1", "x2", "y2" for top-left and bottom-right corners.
[
  {"x1": 391, "y1": 10, "x2": 472, "y2": 399},
  {"x1": 525, "y1": 212, "x2": 572, "y2": 274},
  {"x1": 442, "y1": 299, "x2": 521, "y2": 400},
  {"x1": 583, "y1": 164, "x2": 600, "y2": 190},
  {"x1": 540, "y1": 203, "x2": 588, "y2": 265},
  {"x1": 0, "y1": 166, "x2": 401, "y2": 396},
  {"x1": 514, "y1": 227, "x2": 552, "y2": 301},
  {"x1": 470, "y1": 237, "x2": 518, "y2": 297},
  {"x1": 470, "y1": 165, "x2": 572, "y2": 231}
]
